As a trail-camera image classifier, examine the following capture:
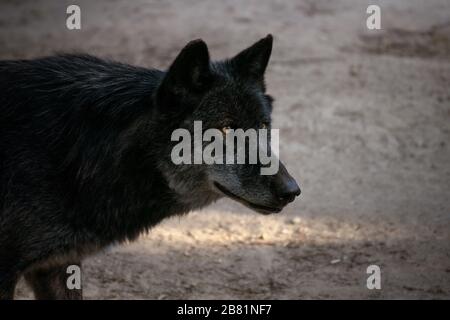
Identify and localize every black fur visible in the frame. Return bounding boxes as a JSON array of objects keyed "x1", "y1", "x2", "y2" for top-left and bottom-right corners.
[
  {"x1": 0, "y1": 35, "x2": 300, "y2": 299},
  {"x1": 0, "y1": 54, "x2": 167, "y2": 296}
]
